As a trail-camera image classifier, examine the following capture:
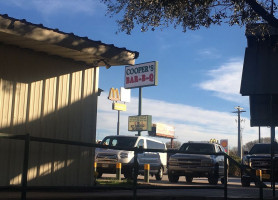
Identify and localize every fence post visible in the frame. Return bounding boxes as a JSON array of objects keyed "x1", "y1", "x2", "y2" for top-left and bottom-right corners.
[
  {"x1": 224, "y1": 154, "x2": 228, "y2": 200},
  {"x1": 116, "y1": 163, "x2": 122, "y2": 181},
  {"x1": 257, "y1": 170, "x2": 263, "y2": 200},
  {"x1": 144, "y1": 164, "x2": 150, "y2": 183},
  {"x1": 94, "y1": 162, "x2": 97, "y2": 173},
  {"x1": 21, "y1": 134, "x2": 30, "y2": 200},
  {"x1": 133, "y1": 147, "x2": 139, "y2": 200}
]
